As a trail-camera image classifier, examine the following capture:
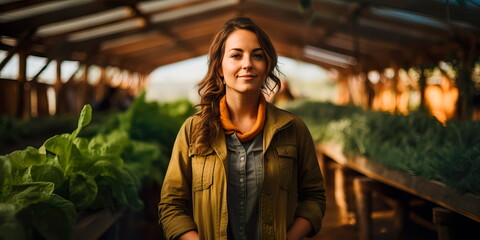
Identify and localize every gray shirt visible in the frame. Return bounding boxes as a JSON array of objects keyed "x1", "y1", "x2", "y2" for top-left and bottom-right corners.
[{"x1": 226, "y1": 132, "x2": 264, "y2": 240}]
